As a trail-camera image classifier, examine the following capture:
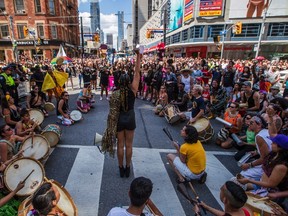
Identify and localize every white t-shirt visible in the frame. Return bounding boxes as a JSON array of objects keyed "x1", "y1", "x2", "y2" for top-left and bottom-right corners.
[{"x1": 107, "y1": 207, "x2": 153, "y2": 216}]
